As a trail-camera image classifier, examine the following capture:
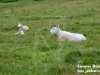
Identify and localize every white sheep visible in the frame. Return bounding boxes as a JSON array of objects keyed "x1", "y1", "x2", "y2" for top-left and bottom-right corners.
[
  {"x1": 15, "y1": 30, "x2": 24, "y2": 35},
  {"x1": 50, "y1": 25, "x2": 87, "y2": 42},
  {"x1": 18, "y1": 23, "x2": 29, "y2": 31},
  {"x1": 15, "y1": 23, "x2": 29, "y2": 35}
]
